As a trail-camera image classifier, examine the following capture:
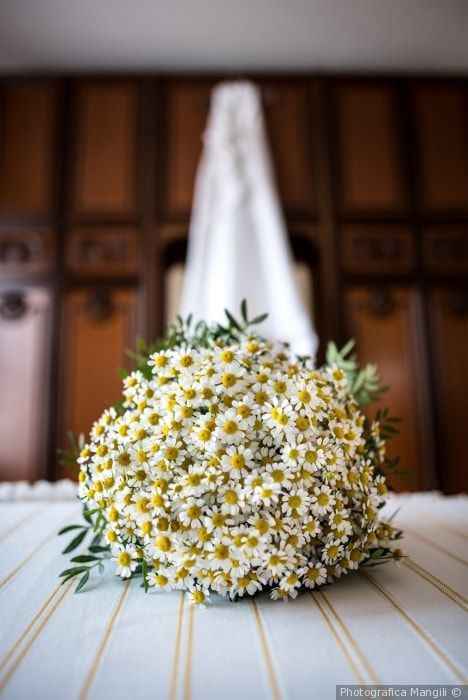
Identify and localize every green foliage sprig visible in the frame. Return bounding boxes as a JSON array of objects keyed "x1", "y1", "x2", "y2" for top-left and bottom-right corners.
[
  {"x1": 58, "y1": 505, "x2": 110, "y2": 592},
  {"x1": 127, "y1": 300, "x2": 268, "y2": 380},
  {"x1": 326, "y1": 339, "x2": 387, "y2": 407}
]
